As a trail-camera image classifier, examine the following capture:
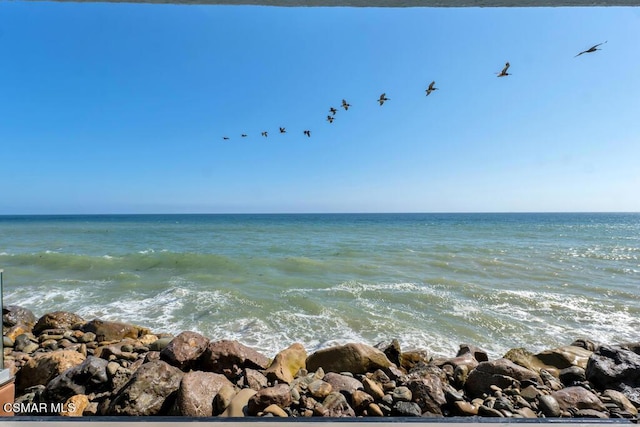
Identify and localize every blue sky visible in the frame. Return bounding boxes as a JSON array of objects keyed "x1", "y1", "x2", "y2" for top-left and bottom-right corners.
[{"x1": 0, "y1": 3, "x2": 638, "y2": 214}]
